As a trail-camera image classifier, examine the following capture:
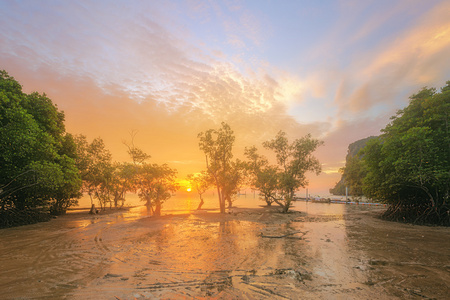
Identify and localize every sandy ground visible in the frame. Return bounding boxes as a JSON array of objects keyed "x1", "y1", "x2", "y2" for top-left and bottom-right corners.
[{"x1": 0, "y1": 202, "x2": 449, "y2": 299}]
